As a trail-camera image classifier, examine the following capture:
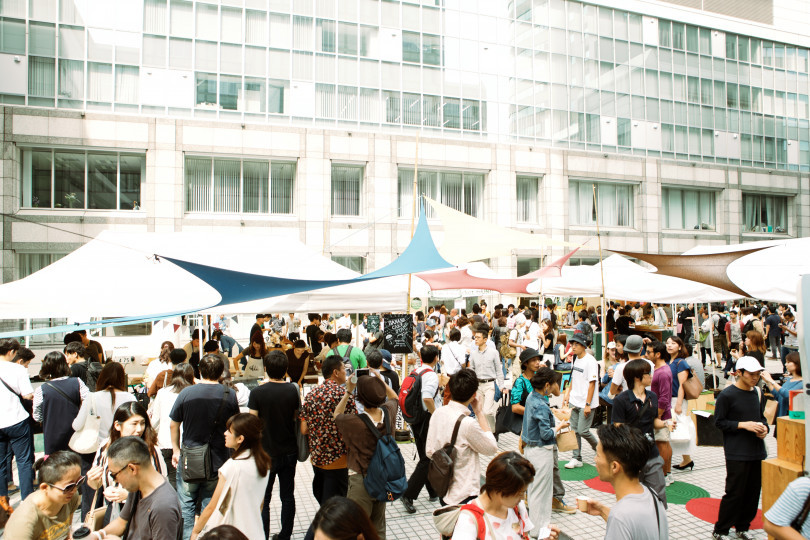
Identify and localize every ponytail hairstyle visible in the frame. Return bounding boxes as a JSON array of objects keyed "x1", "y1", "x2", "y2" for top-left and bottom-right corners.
[
  {"x1": 225, "y1": 413, "x2": 272, "y2": 477},
  {"x1": 34, "y1": 450, "x2": 80, "y2": 486}
]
